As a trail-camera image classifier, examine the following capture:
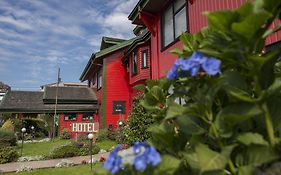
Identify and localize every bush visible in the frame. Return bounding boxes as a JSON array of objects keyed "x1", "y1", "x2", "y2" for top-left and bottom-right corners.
[
  {"x1": 96, "y1": 129, "x2": 108, "y2": 142},
  {"x1": 0, "y1": 130, "x2": 17, "y2": 147},
  {"x1": 77, "y1": 142, "x2": 100, "y2": 156},
  {"x1": 1, "y1": 119, "x2": 14, "y2": 132},
  {"x1": 77, "y1": 134, "x2": 88, "y2": 142},
  {"x1": 49, "y1": 143, "x2": 79, "y2": 159},
  {"x1": 60, "y1": 128, "x2": 71, "y2": 139},
  {"x1": 123, "y1": 96, "x2": 154, "y2": 145},
  {"x1": 0, "y1": 147, "x2": 19, "y2": 164}
]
